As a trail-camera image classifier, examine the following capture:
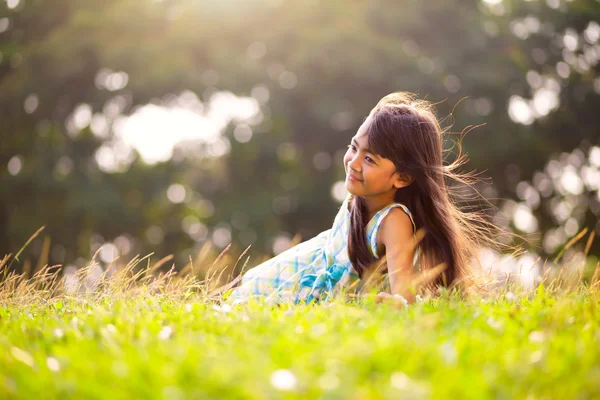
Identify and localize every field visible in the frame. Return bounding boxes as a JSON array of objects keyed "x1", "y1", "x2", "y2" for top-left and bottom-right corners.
[{"x1": 1, "y1": 251, "x2": 599, "y2": 400}]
